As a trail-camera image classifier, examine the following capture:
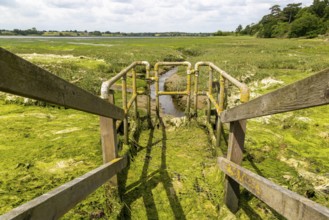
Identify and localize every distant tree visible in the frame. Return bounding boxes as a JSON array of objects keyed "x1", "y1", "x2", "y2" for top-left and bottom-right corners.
[
  {"x1": 283, "y1": 3, "x2": 302, "y2": 23},
  {"x1": 310, "y1": 0, "x2": 329, "y2": 17},
  {"x1": 325, "y1": 5, "x2": 329, "y2": 19},
  {"x1": 213, "y1": 30, "x2": 233, "y2": 36},
  {"x1": 270, "y1": 5, "x2": 282, "y2": 17},
  {"x1": 235, "y1": 24, "x2": 243, "y2": 35},
  {"x1": 257, "y1": 14, "x2": 279, "y2": 38},
  {"x1": 242, "y1": 0, "x2": 329, "y2": 38},
  {"x1": 272, "y1": 22, "x2": 290, "y2": 37},
  {"x1": 290, "y1": 12, "x2": 323, "y2": 37},
  {"x1": 257, "y1": 5, "x2": 286, "y2": 38},
  {"x1": 91, "y1": 31, "x2": 102, "y2": 36}
]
